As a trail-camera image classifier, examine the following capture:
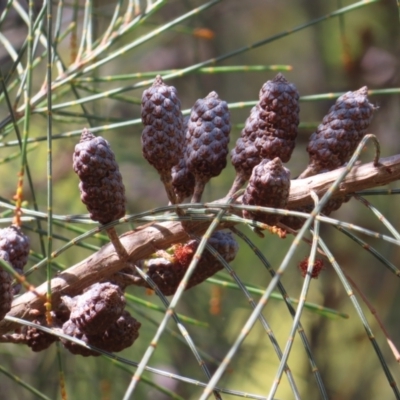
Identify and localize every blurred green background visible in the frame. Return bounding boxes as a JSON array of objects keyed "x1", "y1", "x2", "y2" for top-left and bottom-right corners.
[{"x1": 1, "y1": 0, "x2": 400, "y2": 399}]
